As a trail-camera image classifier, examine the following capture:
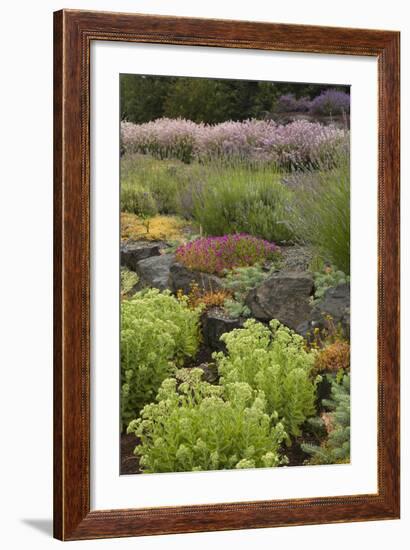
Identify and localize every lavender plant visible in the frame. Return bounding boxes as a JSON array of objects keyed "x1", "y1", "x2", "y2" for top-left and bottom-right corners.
[
  {"x1": 309, "y1": 89, "x2": 350, "y2": 117},
  {"x1": 275, "y1": 93, "x2": 311, "y2": 113},
  {"x1": 121, "y1": 118, "x2": 347, "y2": 170}
]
